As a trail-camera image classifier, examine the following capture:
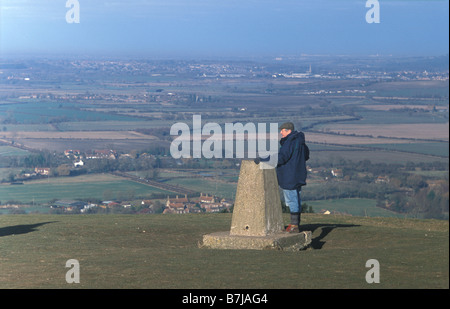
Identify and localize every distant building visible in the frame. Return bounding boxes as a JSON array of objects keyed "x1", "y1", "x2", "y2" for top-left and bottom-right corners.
[
  {"x1": 163, "y1": 202, "x2": 191, "y2": 214},
  {"x1": 331, "y1": 168, "x2": 343, "y2": 178},
  {"x1": 163, "y1": 193, "x2": 232, "y2": 214},
  {"x1": 164, "y1": 195, "x2": 198, "y2": 214},
  {"x1": 64, "y1": 149, "x2": 81, "y2": 158},
  {"x1": 375, "y1": 176, "x2": 390, "y2": 184},
  {"x1": 51, "y1": 200, "x2": 88, "y2": 212},
  {"x1": 199, "y1": 193, "x2": 216, "y2": 204},
  {"x1": 35, "y1": 167, "x2": 50, "y2": 176},
  {"x1": 86, "y1": 150, "x2": 117, "y2": 159},
  {"x1": 201, "y1": 203, "x2": 224, "y2": 213},
  {"x1": 73, "y1": 160, "x2": 84, "y2": 167}
]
